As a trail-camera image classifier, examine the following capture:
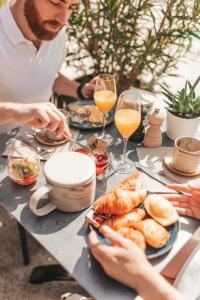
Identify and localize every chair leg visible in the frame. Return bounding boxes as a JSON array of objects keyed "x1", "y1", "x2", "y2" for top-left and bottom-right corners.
[
  {"x1": 29, "y1": 264, "x2": 68, "y2": 283},
  {"x1": 17, "y1": 223, "x2": 30, "y2": 265}
]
